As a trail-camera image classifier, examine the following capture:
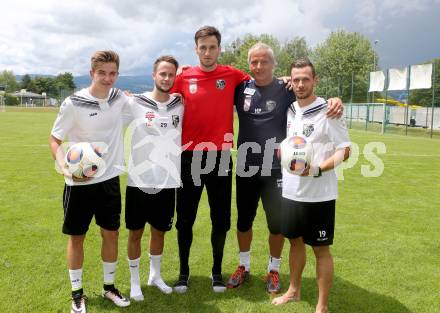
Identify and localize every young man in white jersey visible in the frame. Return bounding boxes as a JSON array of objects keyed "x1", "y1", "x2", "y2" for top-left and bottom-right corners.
[
  {"x1": 49, "y1": 51, "x2": 130, "y2": 313},
  {"x1": 272, "y1": 59, "x2": 351, "y2": 313},
  {"x1": 123, "y1": 56, "x2": 183, "y2": 300}
]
